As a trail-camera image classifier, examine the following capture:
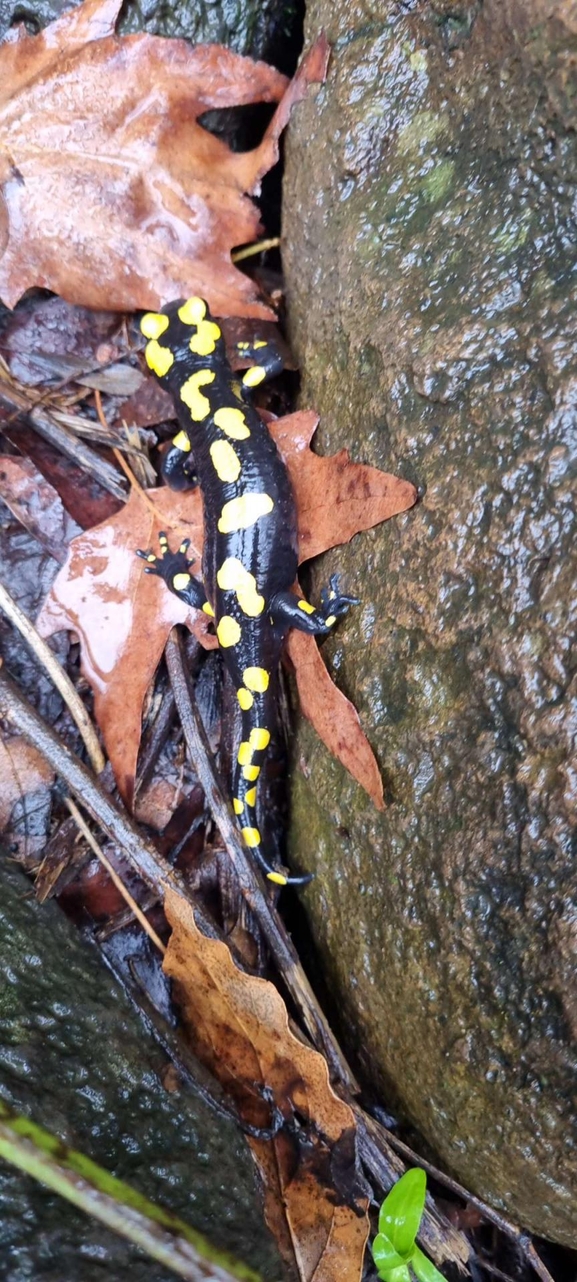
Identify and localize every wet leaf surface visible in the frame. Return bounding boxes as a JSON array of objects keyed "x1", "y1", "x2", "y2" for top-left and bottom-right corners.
[
  {"x1": 0, "y1": 735, "x2": 54, "y2": 865},
  {"x1": 0, "y1": 0, "x2": 325, "y2": 316},
  {"x1": 0, "y1": 454, "x2": 81, "y2": 560}
]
